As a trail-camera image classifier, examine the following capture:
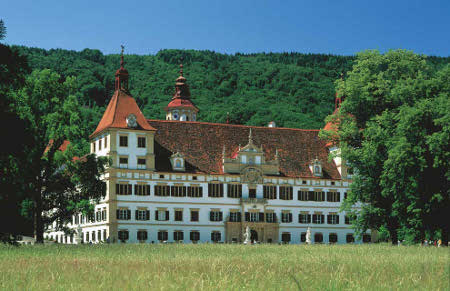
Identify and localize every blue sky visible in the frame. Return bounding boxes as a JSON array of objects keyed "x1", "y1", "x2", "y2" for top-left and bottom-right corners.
[{"x1": 2, "y1": 0, "x2": 449, "y2": 56}]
